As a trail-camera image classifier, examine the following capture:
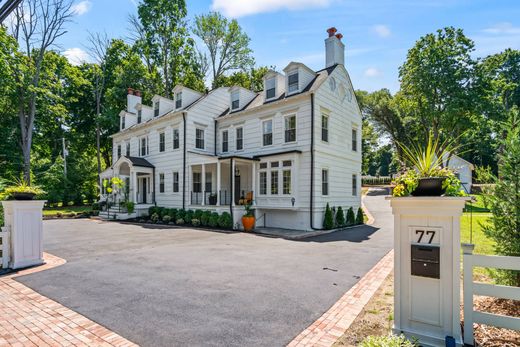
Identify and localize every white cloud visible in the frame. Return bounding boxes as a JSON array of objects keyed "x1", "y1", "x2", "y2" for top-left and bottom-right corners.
[
  {"x1": 482, "y1": 22, "x2": 520, "y2": 35},
  {"x1": 63, "y1": 48, "x2": 90, "y2": 65},
  {"x1": 71, "y1": 1, "x2": 92, "y2": 16},
  {"x1": 364, "y1": 67, "x2": 381, "y2": 77},
  {"x1": 373, "y1": 24, "x2": 391, "y2": 38},
  {"x1": 211, "y1": 0, "x2": 332, "y2": 18}
]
